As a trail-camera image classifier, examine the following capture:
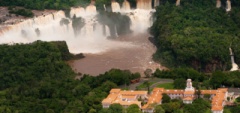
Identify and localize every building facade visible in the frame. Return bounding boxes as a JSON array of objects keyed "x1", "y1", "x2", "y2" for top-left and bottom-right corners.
[{"x1": 102, "y1": 79, "x2": 228, "y2": 113}]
